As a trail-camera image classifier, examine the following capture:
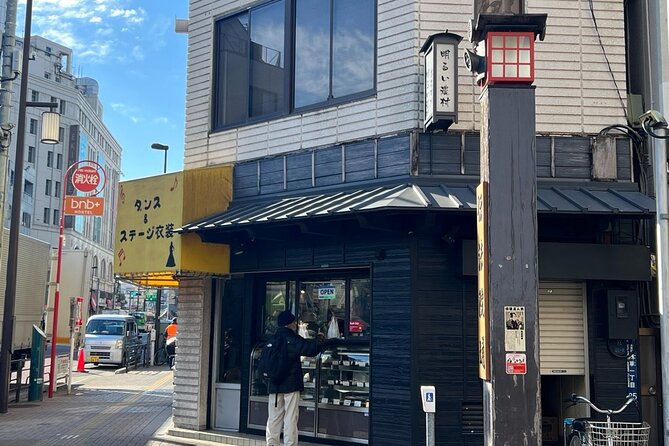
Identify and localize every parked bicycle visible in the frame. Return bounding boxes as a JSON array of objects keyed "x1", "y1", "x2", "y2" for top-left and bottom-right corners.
[
  {"x1": 563, "y1": 393, "x2": 650, "y2": 446},
  {"x1": 154, "y1": 339, "x2": 169, "y2": 366}
]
